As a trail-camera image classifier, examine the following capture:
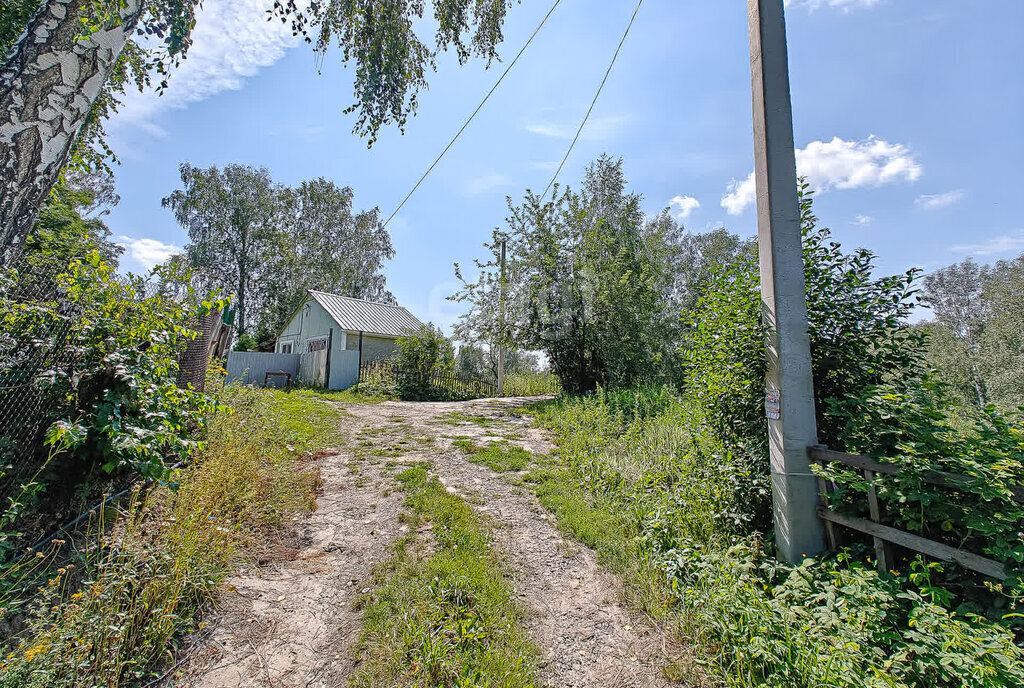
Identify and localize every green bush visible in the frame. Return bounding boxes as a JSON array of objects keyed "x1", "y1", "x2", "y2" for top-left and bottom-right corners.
[
  {"x1": 0, "y1": 253, "x2": 224, "y2": 543},
  {"x1": 818, "y1": 379, "x2": 1024, "y2": 585},
  {"x1": 394, "y1": 323, "x2": 457, "y2": 400},
  {"x1": 531, "y1": 391, "x2": 1024, "y2": 688},
  {"x1": 682, "y1": 185, "x2": 924, "y2": 529},
  {"x1": 0, "y1": 385, "x2": 336, "y2": 686}
]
